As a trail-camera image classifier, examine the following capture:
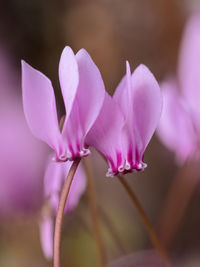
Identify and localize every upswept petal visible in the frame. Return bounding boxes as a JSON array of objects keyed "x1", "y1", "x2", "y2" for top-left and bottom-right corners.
[
  {"x1": 64, "y1": 161, "x2": 87, "y2": 212},
  {"x1": 39, "y1": 214, "x2": 53, "y2": 260},
  {"x1": 21, "y1": 61, "x2": 64, "y2": 158},
  {"x1": 44, "y1": 157, "x2": 64, "y2": 198},
  {"x1": 178, "y1": 15, "x2": 200, "y2": 114},
  {"x1": 113, "y1": 61, "x2": 132, "y2": 118},
  {"x1": 86, "y1": 93, "x2": 125, "y2": 175},
  {"x1": 59, "y1": 46, "x2": 79, "y2": 120},
  {"x1": 157, "y1": 80, "x2": 195, "y2": 163},
  {"x1": 62, "y1": 49, "x2": 105, "y2": 157},
  {"x1": 44, "y1": 156, "x2": 86, "y2": 212},
  {"x1": 131, "y1": 64, "x2": 162, "y2": 157},
  {"x1": 75, "y1": 48, "x2": 105, "y2": 135}
]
